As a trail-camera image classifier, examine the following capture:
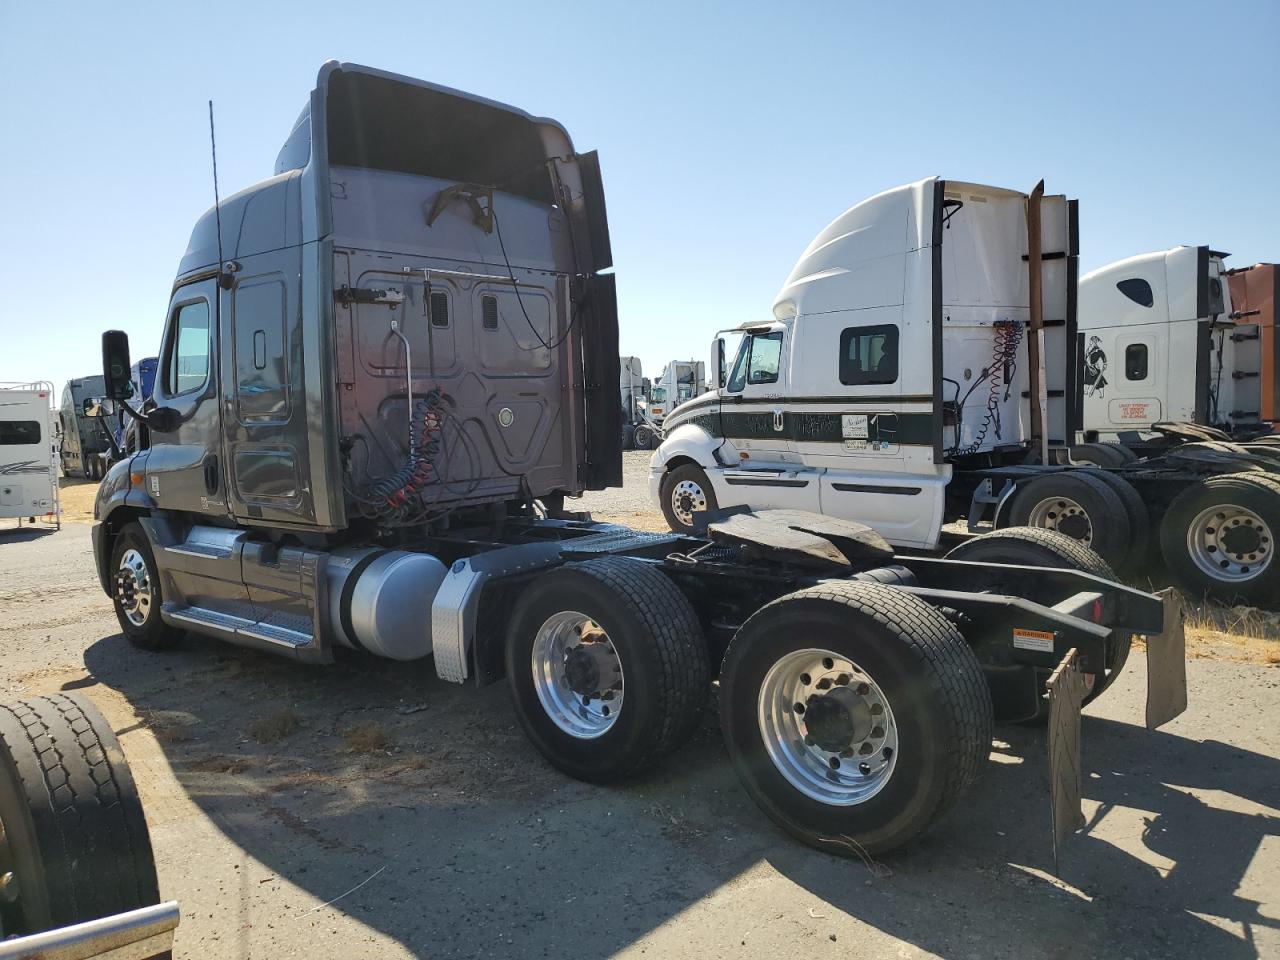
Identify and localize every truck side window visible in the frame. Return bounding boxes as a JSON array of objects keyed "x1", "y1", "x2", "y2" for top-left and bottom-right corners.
[
  {"x1": 1125, "y1": 343, "x2": 1148, "y2": 381},
  {"x1": 839, "y1": 324, "x2": 898, "y2": 385},
  {"x1": 1116, "y1": 278, "x2": 1154, "y2": 308},
  {"x1": 746, "y1": 333, "x2": 782, "y2": 385},
  {"x1": 167, "y1": 301, "x2": 211, "y2": 395}
]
